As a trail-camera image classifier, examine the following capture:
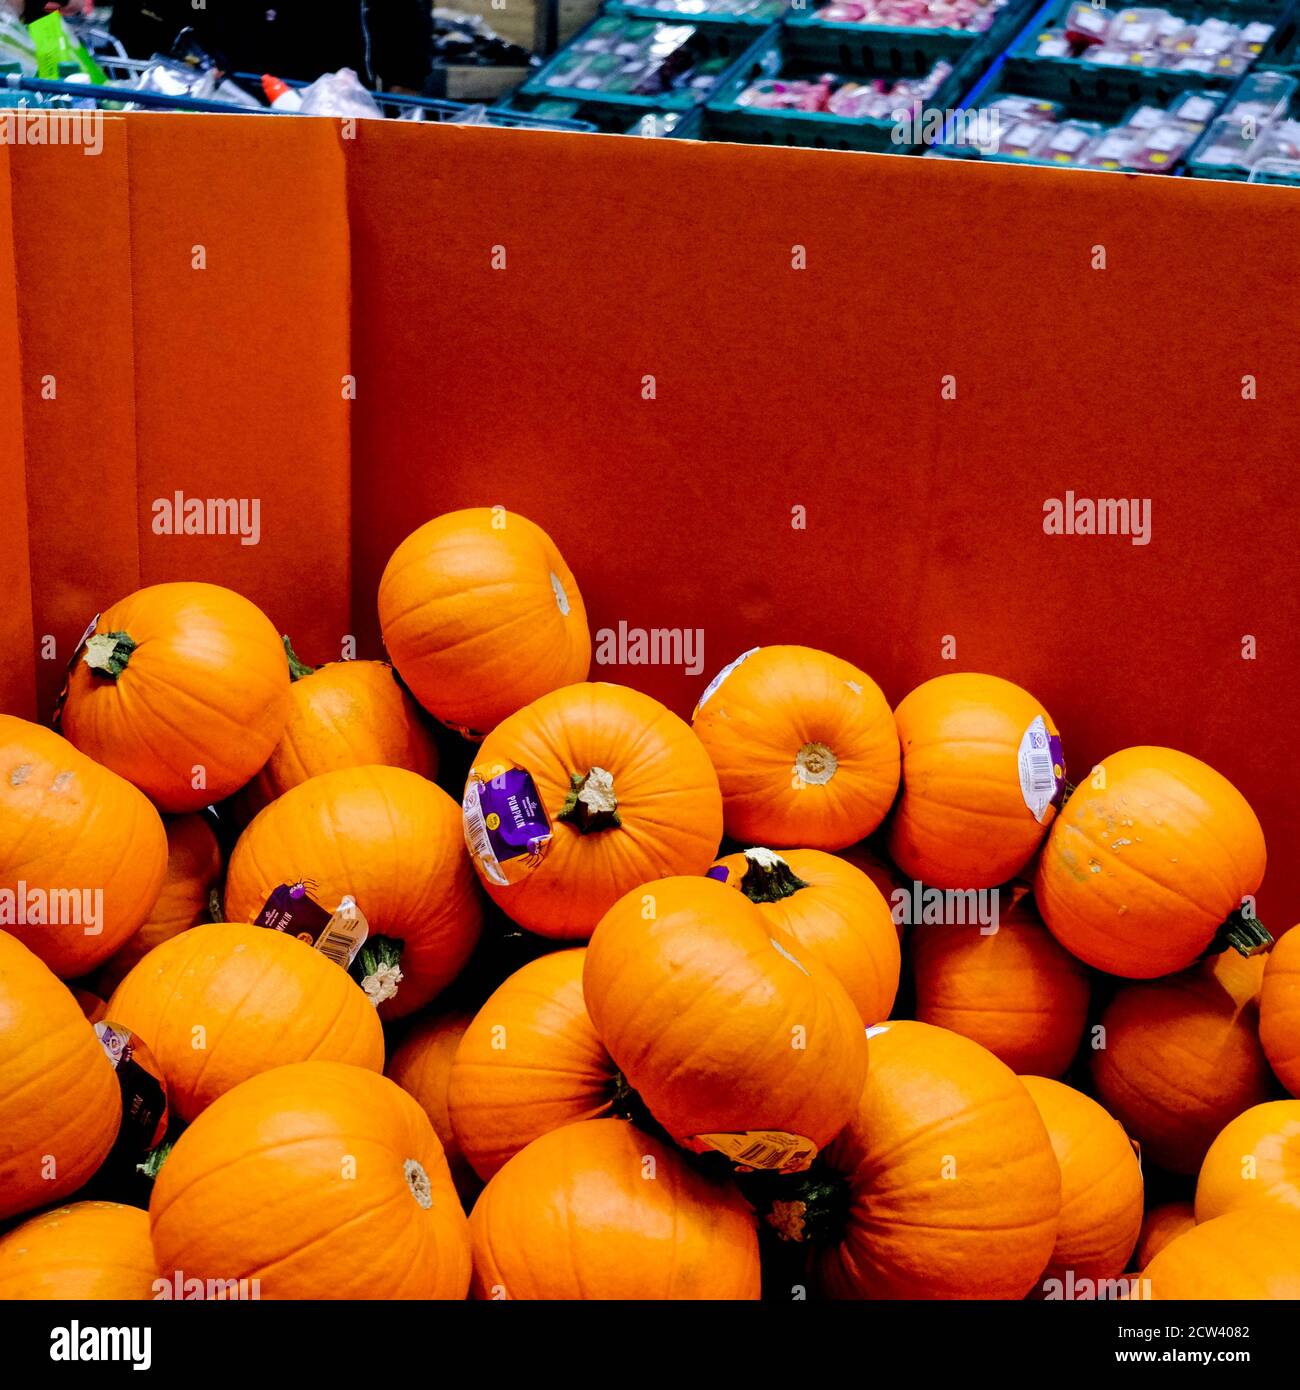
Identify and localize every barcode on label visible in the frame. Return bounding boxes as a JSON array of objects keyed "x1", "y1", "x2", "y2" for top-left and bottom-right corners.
[
  {"x1": 1025, "y1": 748, "x2": 1055, "y2": 794},
  {"x1": 312, "y1": 896, "x2": 369, "y2": 970},
  {"x1": 463, "y1": 781, "x2": 510, "y2": 887},
  {"x1": 316, "y1": 928, "x2": 355, "y2": 967},
  {"x1": 689, "y1": 1129, "x2": 818, "y2": 1173}
]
